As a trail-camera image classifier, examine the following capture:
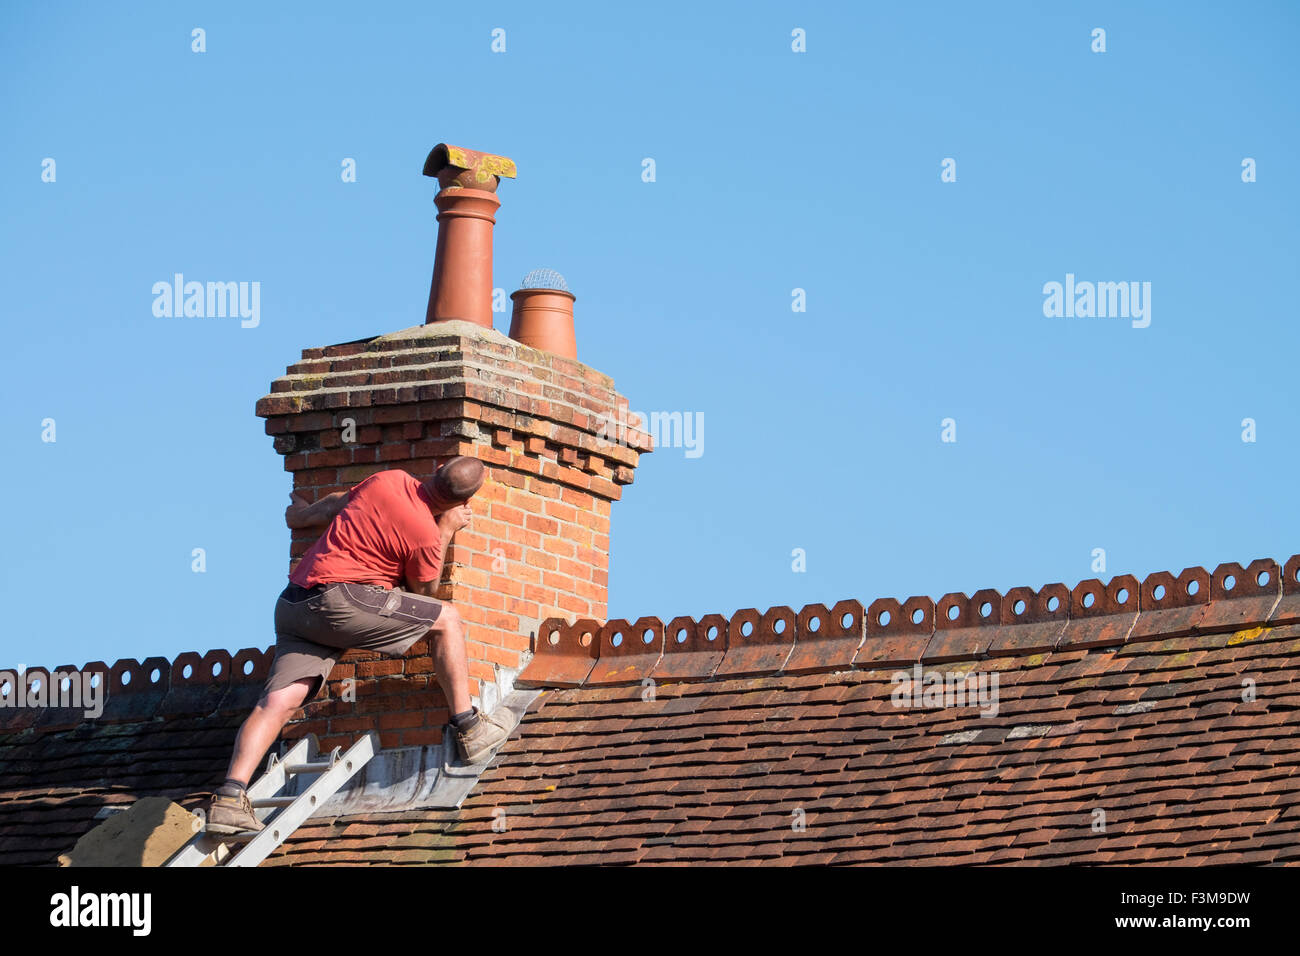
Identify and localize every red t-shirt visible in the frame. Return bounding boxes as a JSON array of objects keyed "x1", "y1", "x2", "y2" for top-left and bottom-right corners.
[{"x1": 290, "y1": 470, "x2": 444, "y2": 589}]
